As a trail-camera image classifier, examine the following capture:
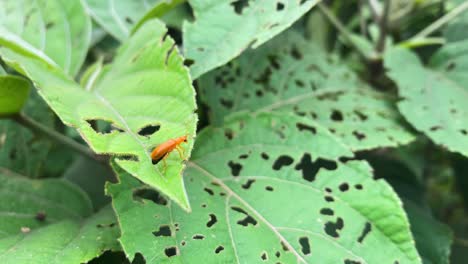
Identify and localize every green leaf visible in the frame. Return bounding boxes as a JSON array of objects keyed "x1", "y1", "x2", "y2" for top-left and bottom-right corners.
[
  {"x1": 199, "y1": 31, "x2": 415, "y2": 151},
  {"x1": 83, "y1": 0, "x2": 159, "y2": 41},
  {"x1": 0, "y1": 75, "x2": 30, "y2": 116},
  {"x1": 0, "y1": 19, "x2": 198, "y2": 211},
  {"x1": 108, "y1": 112, "x2": 421, "y2": 263},
  {"x1": 443, "y1": 0, "x2": 468, "y2": 43},
  {"x1": 0, "y1": 0, "x2": 91, "y2": 76},
  {"x1": 385, "y1": 45, "x2": 468, "y2": 157},
  {"x1": 0, "y1": 168, "x2": 92, "y2": 239},
  {"x1": 0, "y1": 65, "x2": 5, "y2": 75},
  {"x1": 184, "y1": 0, "x2": 320, "y2": 78},
  {"x1": 0, "y1": 206, "x2": 120, "y2": 264},
  {"x1": 0, "y1": 91, "x2": 55, "y2": 178}
]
